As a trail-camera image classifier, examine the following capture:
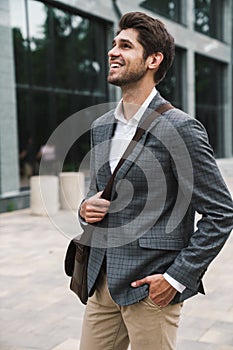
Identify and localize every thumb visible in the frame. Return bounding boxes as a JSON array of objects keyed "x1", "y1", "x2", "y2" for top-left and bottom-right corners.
[{"x1": 131, "y1": 277, "x2": 150, "y2": 288}]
